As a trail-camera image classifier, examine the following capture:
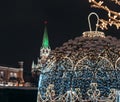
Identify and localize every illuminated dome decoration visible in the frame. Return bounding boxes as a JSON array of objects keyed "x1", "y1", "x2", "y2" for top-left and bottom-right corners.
[{"x1": 37, "y1": 13, "x2": 120, "y2": 102}]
